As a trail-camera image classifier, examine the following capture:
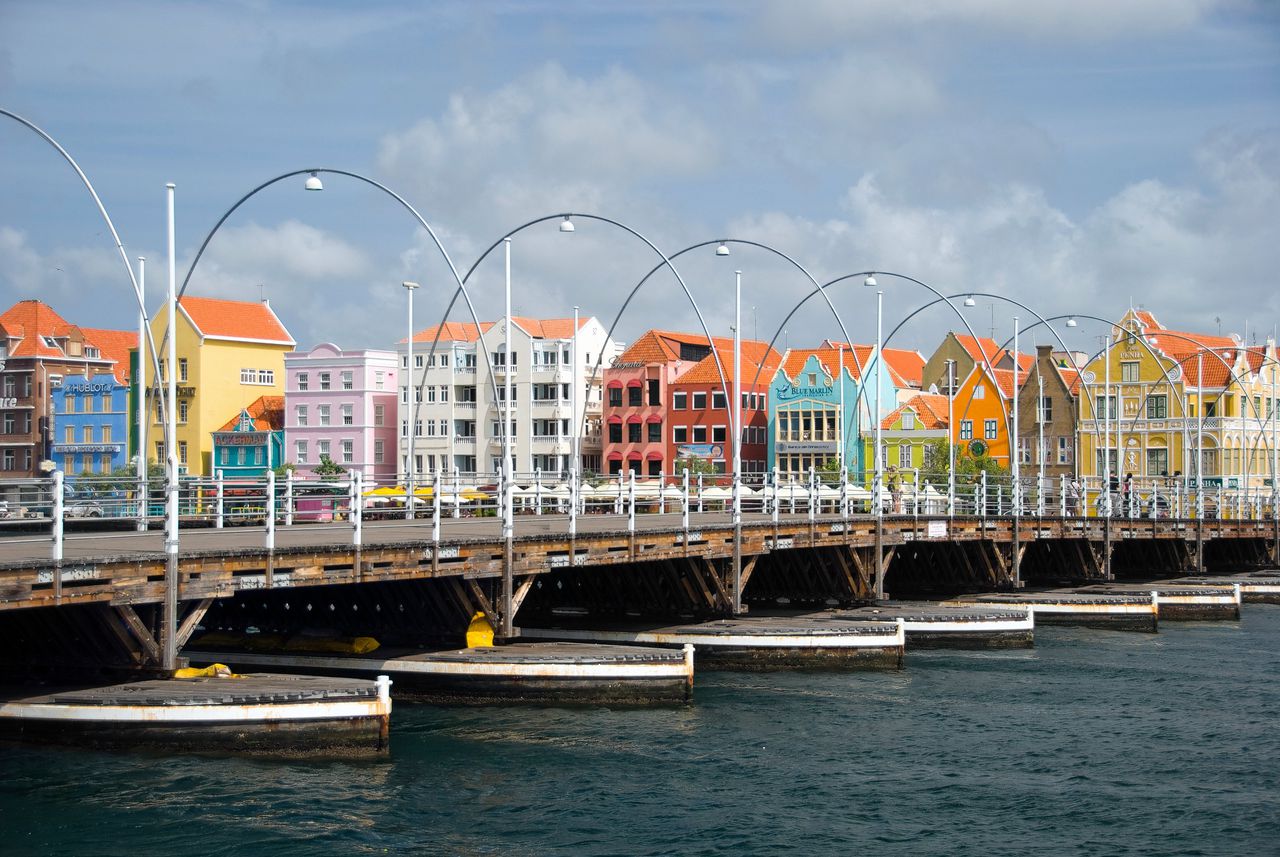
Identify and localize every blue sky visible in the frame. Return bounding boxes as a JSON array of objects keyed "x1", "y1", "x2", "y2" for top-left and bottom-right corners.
[{"x1": 1, "y1": 0, "x2": 1278, "y2": 356}]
